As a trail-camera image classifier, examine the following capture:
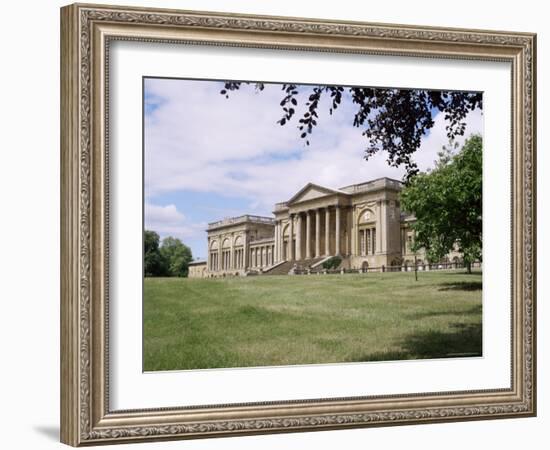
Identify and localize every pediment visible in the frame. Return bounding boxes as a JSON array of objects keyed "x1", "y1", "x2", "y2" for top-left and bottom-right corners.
[{"x1": 287, "y1": 183, "x2": 344, "y2": 205}]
